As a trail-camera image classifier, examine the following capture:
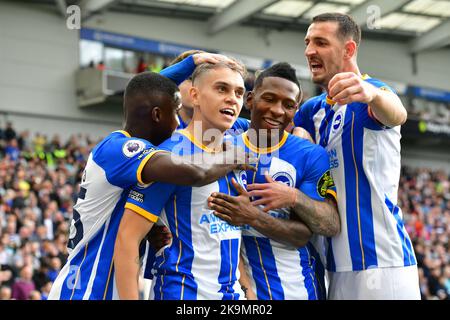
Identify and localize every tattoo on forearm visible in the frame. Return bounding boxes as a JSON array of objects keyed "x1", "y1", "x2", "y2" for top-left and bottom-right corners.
[
  {"x1": 253, "y1": 211, "x2": 311, "y2": 247},
  {"x1": 292, "y1": 191, "x2": 340, "y2": 237}
]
